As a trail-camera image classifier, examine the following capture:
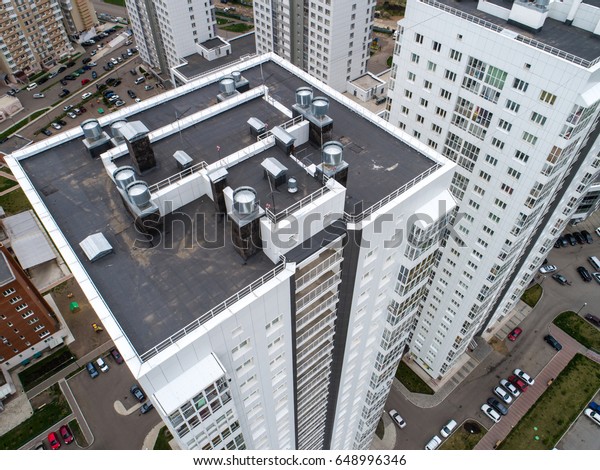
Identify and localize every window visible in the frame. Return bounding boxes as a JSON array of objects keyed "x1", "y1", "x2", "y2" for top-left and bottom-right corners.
[
  {"x1": 531, "y1": 112, "x2": 547, "y2": 126},
  {"x1": 413, "y1": 130, "x2": 421, "y2": 138},
  {"x1": 498, "y1": 119, "x2": 512, "y2": 132},
  {"x1": 411, "y1": 53, "x2": 419, "y2": 64},
  {"x1": 407, "y1": 71, "x2": 415, "y2": 82},
  {"x1": 415, "y1": 33, "x2": 423, "y2": 44},
  {"x1": 449, "y1": 49, "x2": 462, "y2": 61},
  {"x1": 484, "y1": 66, "x2": 507, "y2": 89},
  {"x1": 404, "y1": 89, "x2": 412, "y2": 99},
  {"x1": 435, "y1": 107, "x2": 447, "y2": 118},
  {"x1": 2, "y1": 288, "x2": 16, "y2": 297},
  {"x1": 479, "y1": 170, "x2": 491, "y2": 182},
  {"x1": 505, "y1": 100, "x2": 520, "y2": 113},
  {"x1": 432, "y1": 41, "x2": 441, "y2": 52},
  {"x1": 420, "y1": 98, "x2": 428, "y2": 108},
  {"x1": 427, "y1": 61, "x2": 437, "y2": 72},
  {"x1": 444, "y1": 69, "x2": 456, "y2": 82},
  {"x1": 515, "y1": 150, "x2": 530, "y2": 162},
  {"x1": 488, "y1": 212, "x2": 500, "y2": 223},
  {"x1": 512, "y1": 78, "x2": 529, "y2": 92},
  {"x1": 491, "y1": 137, "x2": 504, "y2": 150},
  {"x1": 432, "y1": 123, "x2": 442, "y2": 134},
  {"x1": 507, "y1": 167, "x2": 521, "y2": 179},
  {"x1": 540, "y1": 90, "x2": 557, "y2": 105},
  {"x1": 501, "y1": 183, "x2": 514, "y2": 195},
  {"x1": 485, "y1": 154, "x2": 498, "y2": 166},
  {"x1": 522, "y1": 132, "x2": 538, "y2": 145},
  {"x1": 427, "y1": 139, "x2": 438, "y2": 149},
  {"x1": 401, "y1": 105, "x2": 409, "y2": 115},
  {"x1": 423, "y1": 80, "x2": 432, "y2": 90},
  {"x1": 440, "y1": 89, "x2": 451, "y2": 100},
  {"x1": 416, "y1": 114, "x2": 425, "y2": 123}
]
